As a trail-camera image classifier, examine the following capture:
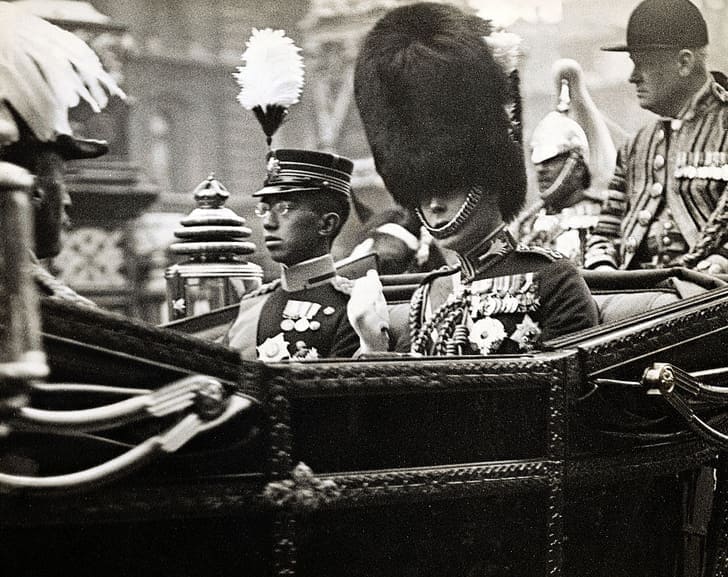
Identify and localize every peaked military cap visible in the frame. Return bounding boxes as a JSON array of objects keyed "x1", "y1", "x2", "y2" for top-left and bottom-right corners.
[
  {"x1": 253, "y1": 148, "x2": 354, "y2": 198},
  {"x1": 602, "y1": 0, "x2": 708, "y2": 52}
]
